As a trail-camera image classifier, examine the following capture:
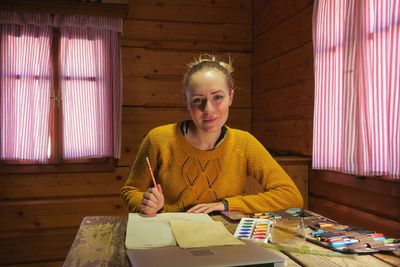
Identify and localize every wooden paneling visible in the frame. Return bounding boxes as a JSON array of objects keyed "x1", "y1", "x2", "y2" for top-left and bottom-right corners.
[
  {"x1": 0, "y1": 196, "x2": 126, "y2": 232},
  {"x1": 253, "y1": 0, "x2": 313, "y2": 37},
  {"x1": 0, "y1": 0, "x2": 128, "y2": 17},
  {"x1": 309, "y1": 171, "x2": 400, "y2": 238},
  {"x1": 252, "y1": 118, "x2": 313, "y2": 155},
  {"x1": 253, "y1": 4, "x2": 313, "y2": 65},
  {"x1": 0, "y1": 167, "x2": 130, "y2": 200},
  {"x1": 123, "y1": 76, "x2": 251, "y2": 108},
  {"x1": 122, "y1": 48, "x2": 251, "y2": 81},
  {"x1": 127, "y1": 0, "x2": 251, "y2": 24},
  {"x1": 0, "y1": 228, "x2": 76, "y2": 265},
  {"x1": 1, "y1": 0, "x2": 253, "y2": 264},
  {"x1": 252, "y1": 0, "x2": 314, "y2": 156},
  {"x1": 122, "y1": 20, "x2": 252, "y2": 52}
]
